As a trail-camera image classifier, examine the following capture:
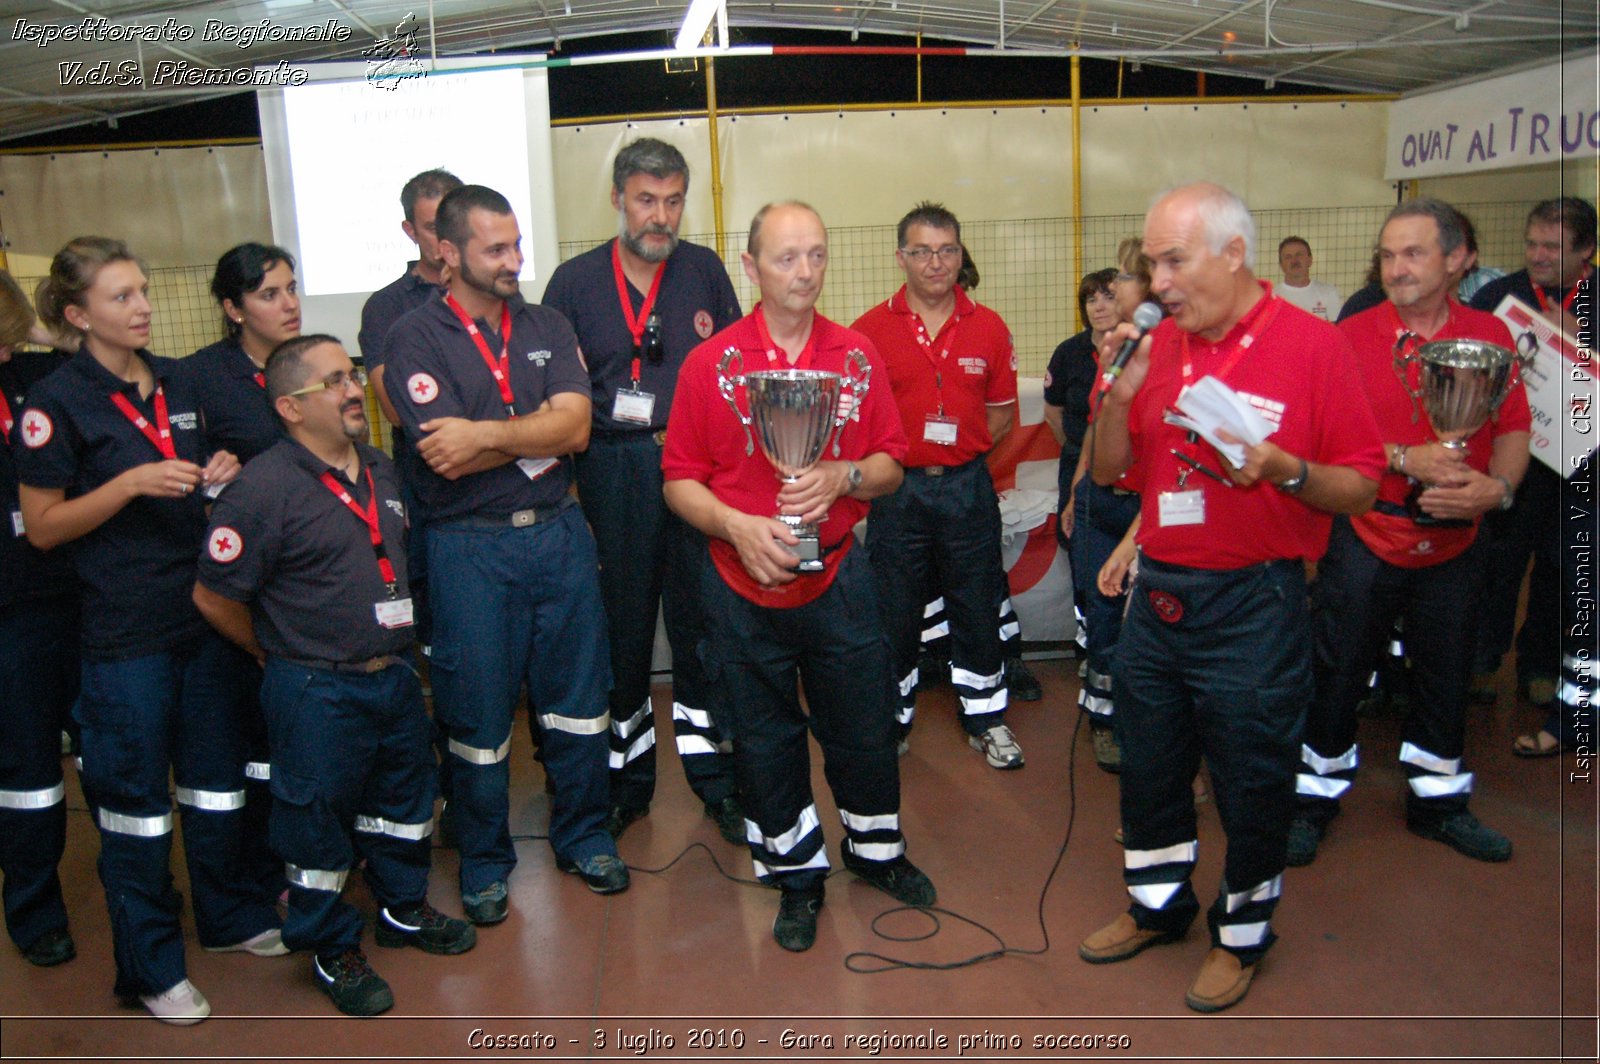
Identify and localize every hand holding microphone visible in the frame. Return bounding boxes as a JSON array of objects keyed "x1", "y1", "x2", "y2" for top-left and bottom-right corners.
[{"x1": 1101, "y1": 302, "x2": 1164, "y2": 386}]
